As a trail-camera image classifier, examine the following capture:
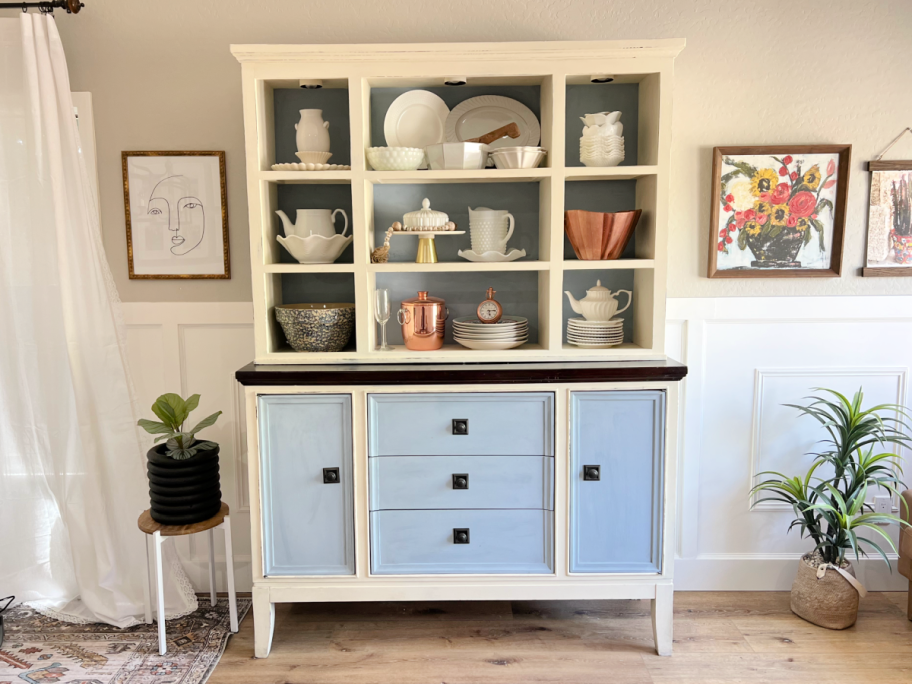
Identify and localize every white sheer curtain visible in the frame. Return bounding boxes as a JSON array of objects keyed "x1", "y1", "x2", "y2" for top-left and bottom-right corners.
[{"x1": 0, "y1": 14, "x2": 196, "y2": 627}]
